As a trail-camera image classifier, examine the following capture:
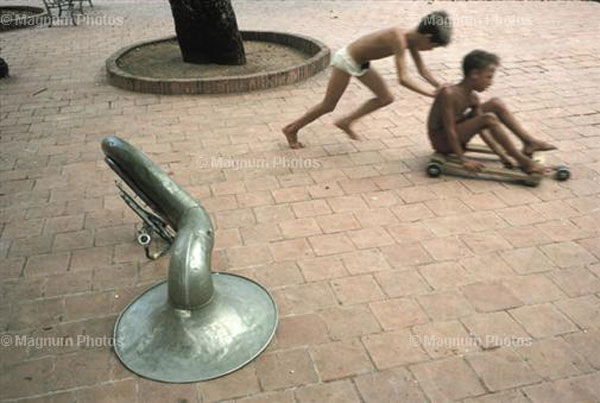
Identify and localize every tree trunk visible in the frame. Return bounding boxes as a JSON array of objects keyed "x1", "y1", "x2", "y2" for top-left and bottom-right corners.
[
  {"x1": 0, "y1": 57, "x2": 8, "y2": 79},
  {"x1": 168, "y1": 0, "x2": 246, "y2": 65}
]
